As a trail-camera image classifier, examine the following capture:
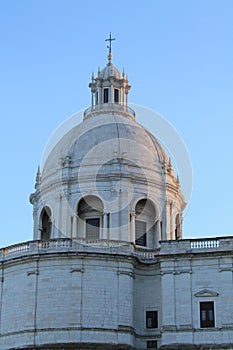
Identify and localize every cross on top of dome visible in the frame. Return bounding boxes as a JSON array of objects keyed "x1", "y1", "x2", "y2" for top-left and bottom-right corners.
[
  {"x1": 105, "y1": 32, "x2": 115, "y2": 53},
  {"x1": 84, "y1": 34, "x2": 132, "y2": 120},
  {"x1": 105, "y1": 32, "x2": 115, "y2": 64}
]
